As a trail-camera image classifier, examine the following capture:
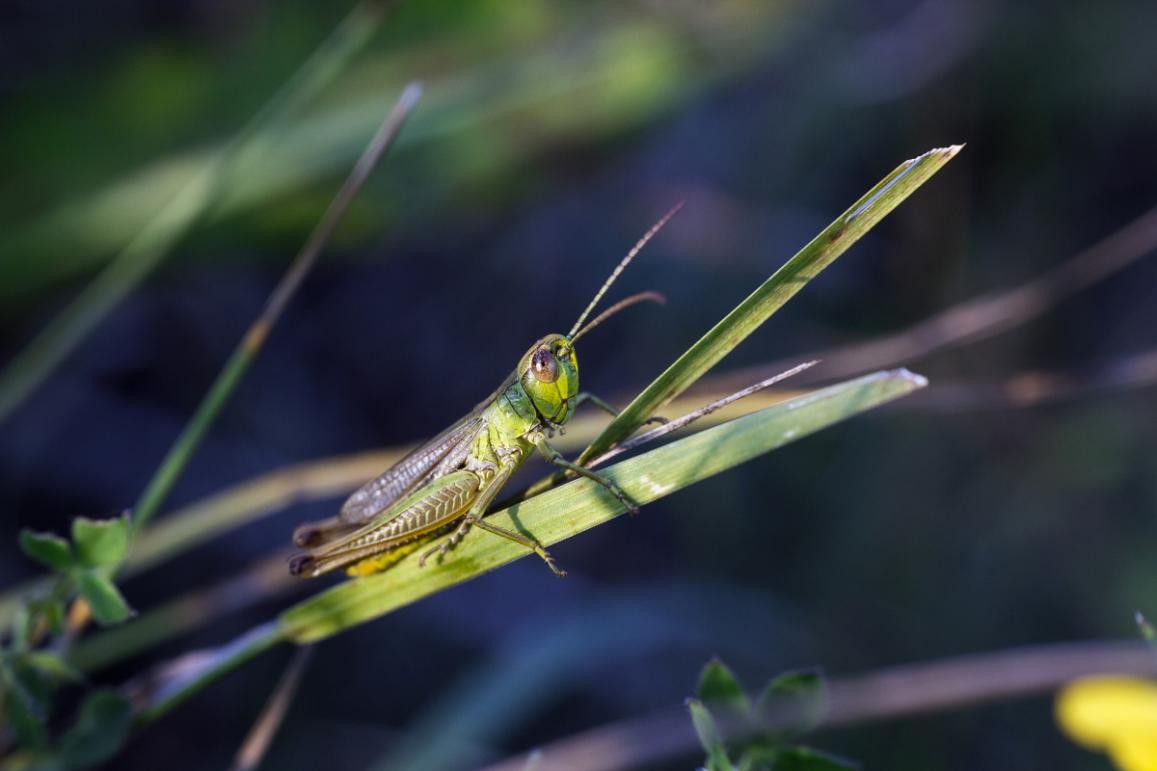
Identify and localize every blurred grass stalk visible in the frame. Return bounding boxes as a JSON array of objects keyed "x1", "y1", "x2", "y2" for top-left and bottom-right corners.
[
  {"x1": 0, "y1": 2, "x2": 795, "y2": 297},
  {"x1": 707, "y1": 199, "x2": 1157, "y2": 393},
  {"x1": 0, "y1": 1, "x2": 392, "y2": 424},
  {"x1": 0, "y1": 86, "x2": 421, "y2": 740},
  {"x1": 478, "y1": 640, "x2": 1157, "y2": 771},
  {"x1": 130, "y1": 82, "x2": 423, "y2": 531},
  {"x1": 228, "y1": 646, "x2": 313, "y2": 771}
]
